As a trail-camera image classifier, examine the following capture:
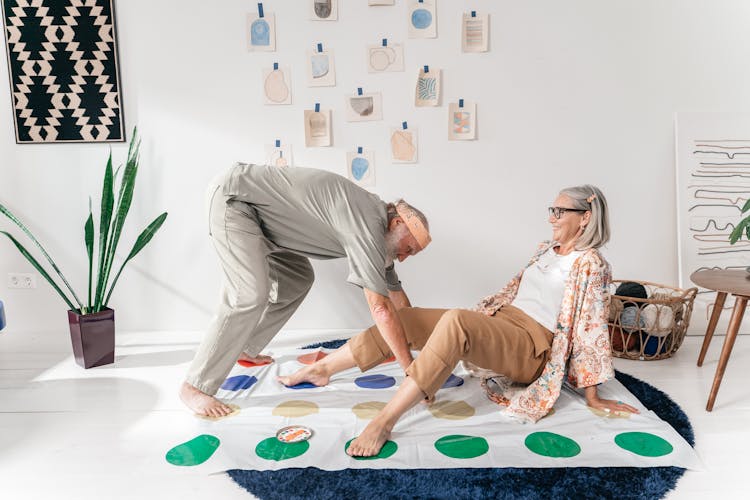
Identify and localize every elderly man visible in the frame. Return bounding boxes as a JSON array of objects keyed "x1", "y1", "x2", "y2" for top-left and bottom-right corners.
[{"x1": 180, "y1": 162, "x2": 431, "y2": 417}]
